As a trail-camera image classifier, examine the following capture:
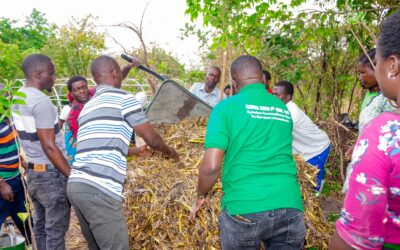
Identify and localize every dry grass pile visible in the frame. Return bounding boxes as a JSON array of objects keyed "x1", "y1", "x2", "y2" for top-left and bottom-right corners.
[
  {"x1": 124, "y1": 118, "x2": 334, "y2": 249},
  {"x1": 317, "y1": 120, "x2": 357, "y2": 181}
]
